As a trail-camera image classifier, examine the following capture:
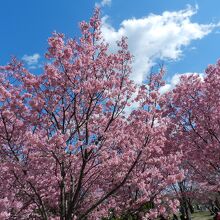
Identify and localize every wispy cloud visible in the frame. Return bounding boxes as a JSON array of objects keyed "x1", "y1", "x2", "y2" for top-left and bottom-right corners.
[
  {"x1": 95, "y1": 0, "x2": 111, "y2": 8},
  {"x1": 159, "y1": 72, "x2": 204, "y2": 94},
  {"x1": 22, "y1": 53, "x2": 41, "y2": 69},
  {"x1": 101, "y1": 5, "x2": 219, "y2": 84}
]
